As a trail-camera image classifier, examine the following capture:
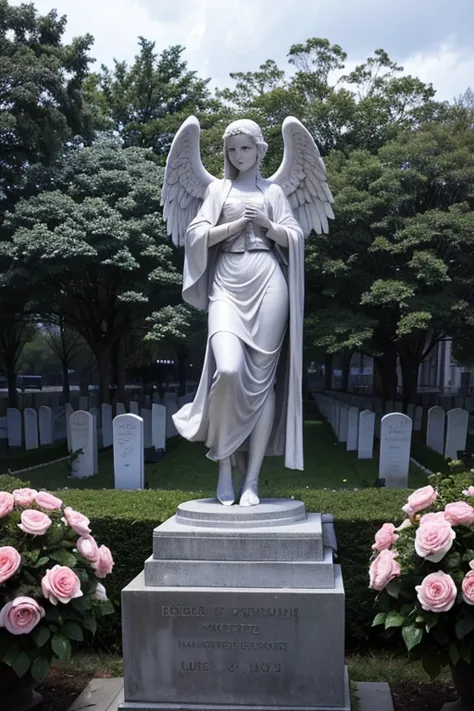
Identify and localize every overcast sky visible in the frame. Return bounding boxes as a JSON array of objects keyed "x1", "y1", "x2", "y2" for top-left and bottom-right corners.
[{"x1": 10, "y1": 0, "x2": 474, "y2": 102}]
